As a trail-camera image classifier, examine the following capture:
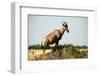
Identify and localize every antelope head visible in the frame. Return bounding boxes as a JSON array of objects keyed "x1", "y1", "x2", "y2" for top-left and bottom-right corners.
[{"x1": 62, "y1": 21, "x2": 69, "y2": 33}]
